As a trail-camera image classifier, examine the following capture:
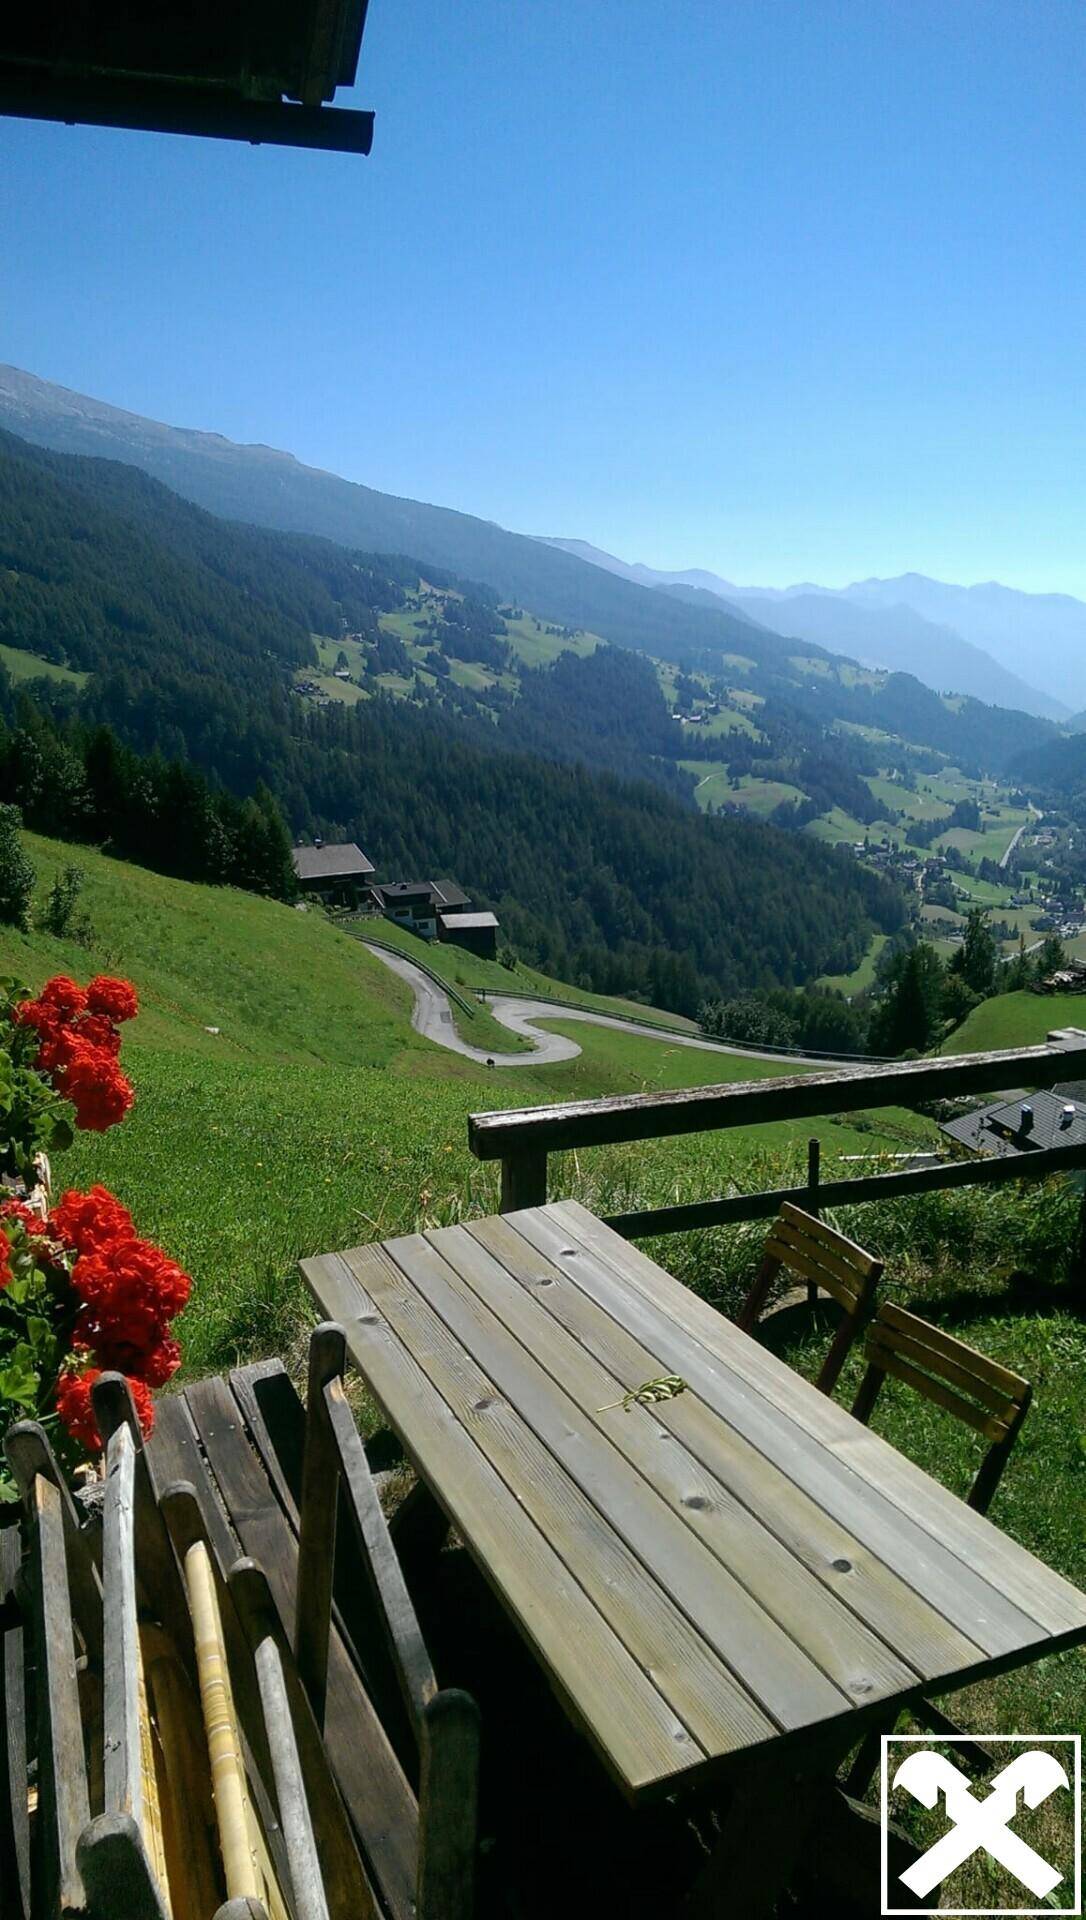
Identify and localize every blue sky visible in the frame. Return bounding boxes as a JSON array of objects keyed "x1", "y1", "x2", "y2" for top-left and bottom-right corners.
[{"x1": 2, "y1": 0, "x2": 1085, "y2": 592}]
